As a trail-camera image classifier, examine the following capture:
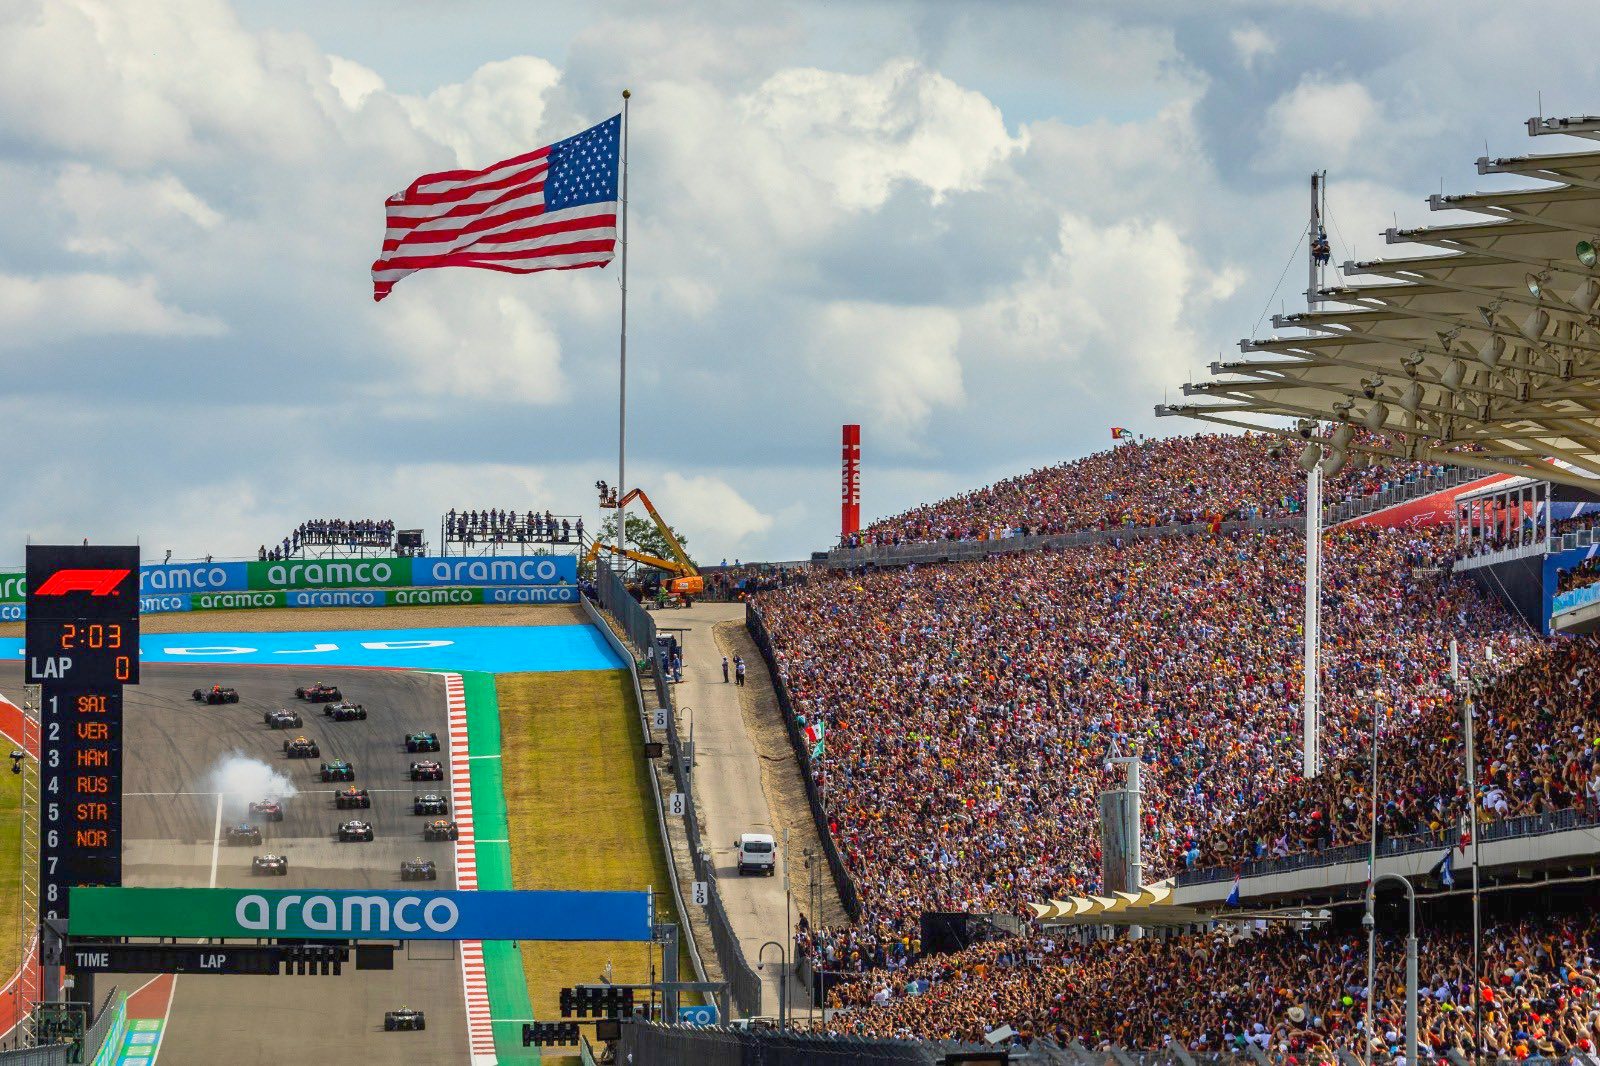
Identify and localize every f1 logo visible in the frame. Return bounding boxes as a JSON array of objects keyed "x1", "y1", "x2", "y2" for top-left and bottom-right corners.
[{"x1": 34, "y1": 570, "x2": 130, "y2": 597}]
